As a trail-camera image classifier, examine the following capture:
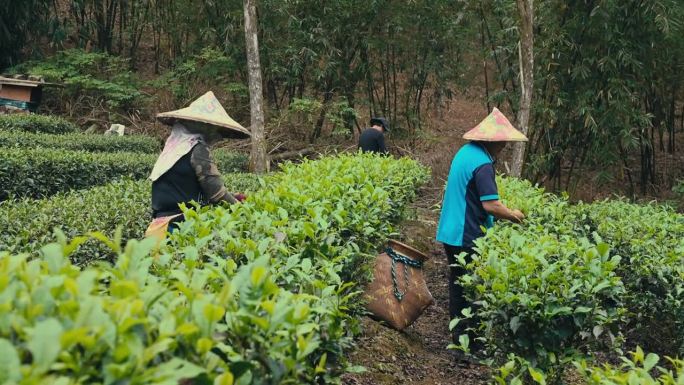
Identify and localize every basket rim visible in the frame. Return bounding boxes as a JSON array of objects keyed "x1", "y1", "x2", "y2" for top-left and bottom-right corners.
[{"x1": 387, "y1": 239, "x2": 429, "y2": 261}]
